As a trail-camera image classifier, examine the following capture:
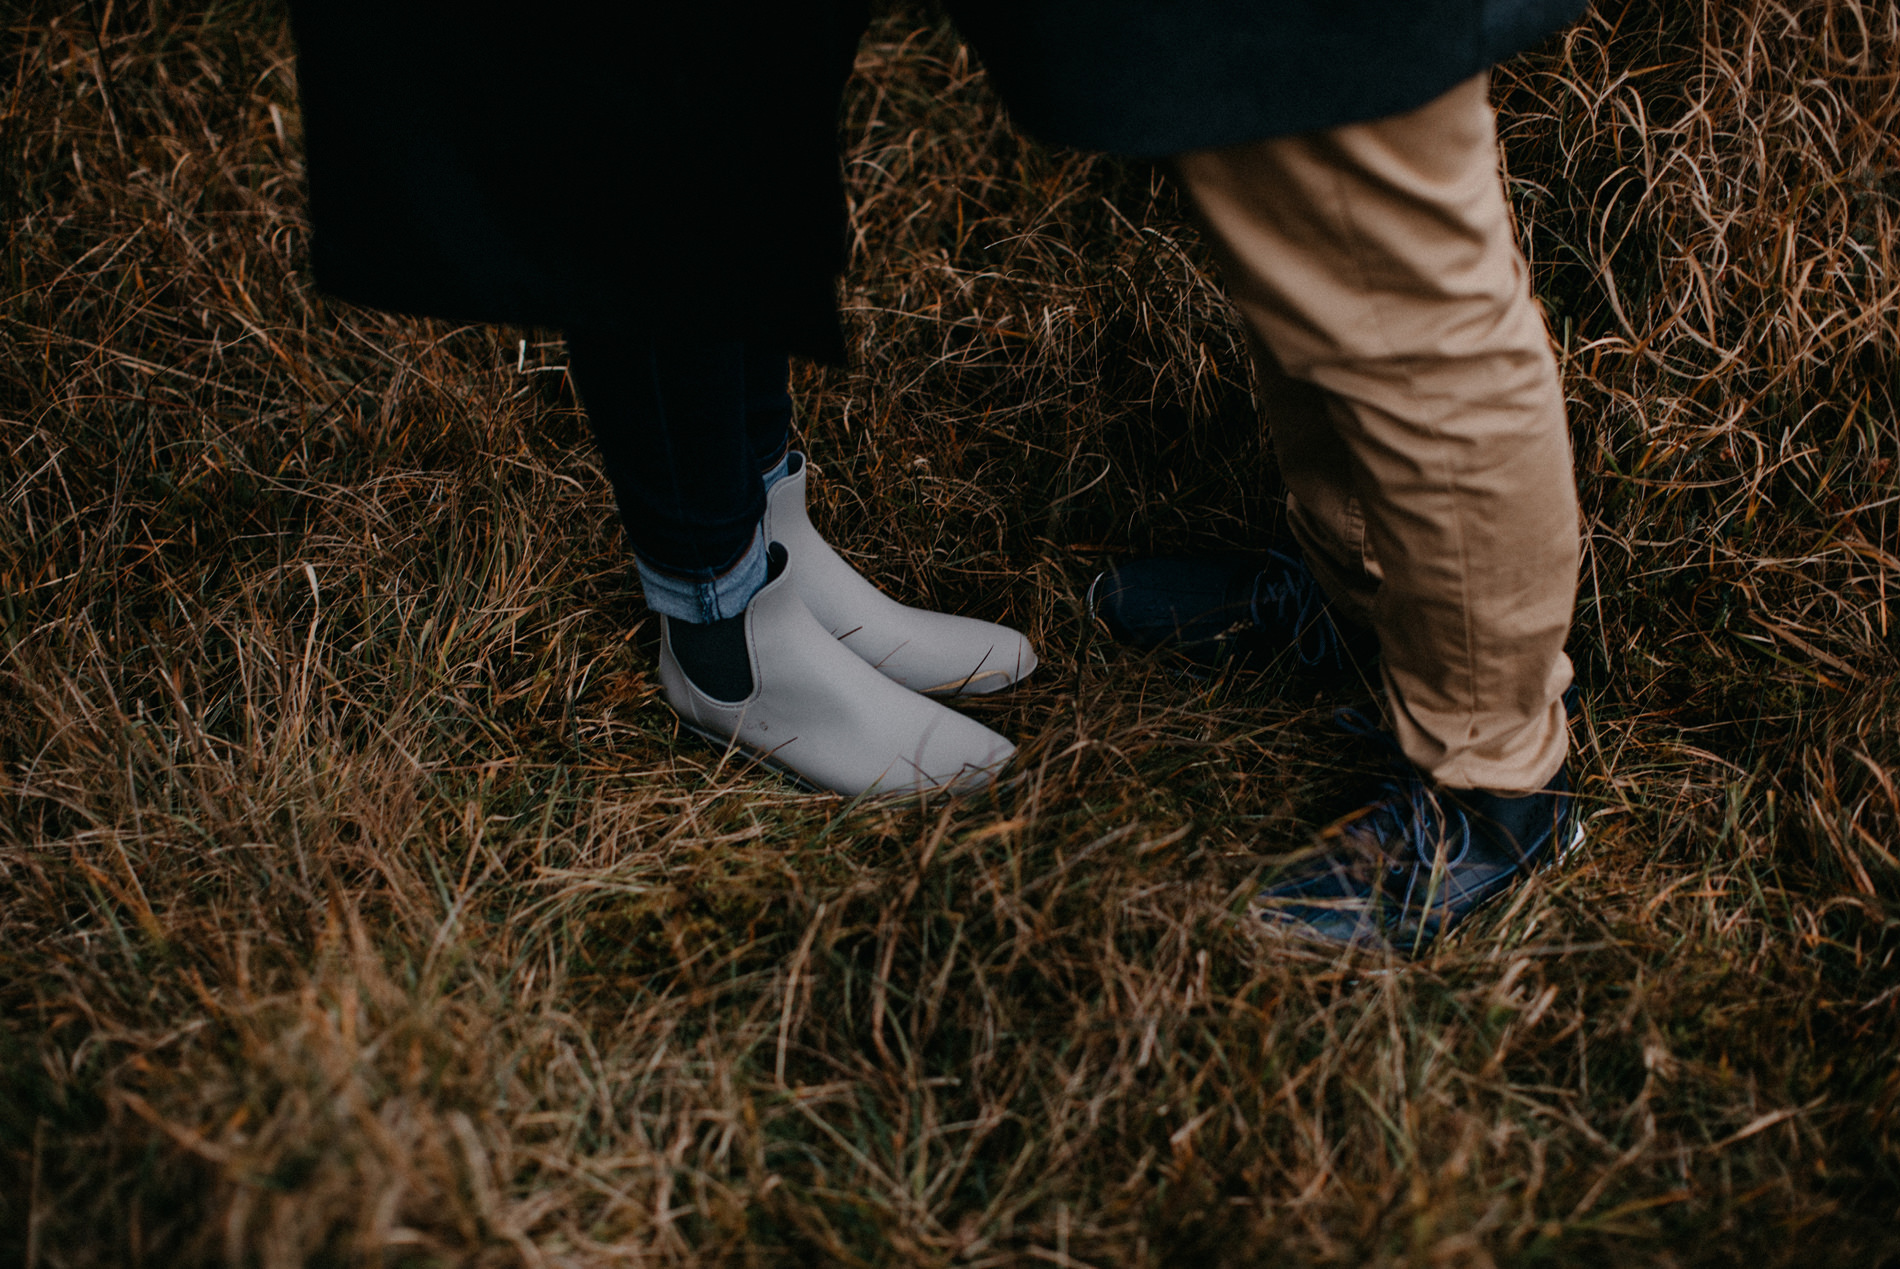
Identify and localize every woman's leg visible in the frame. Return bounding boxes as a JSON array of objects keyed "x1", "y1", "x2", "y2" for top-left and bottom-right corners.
[
  {"x1": 745, "y1": 347, "x2": 795, "y2": 489},
  {"x1": 563, "y1": 331, "x2": 1018, "y2": 796},
  {"x1": 565, "y1": 332, "x2": 770, "y2": 623}
]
